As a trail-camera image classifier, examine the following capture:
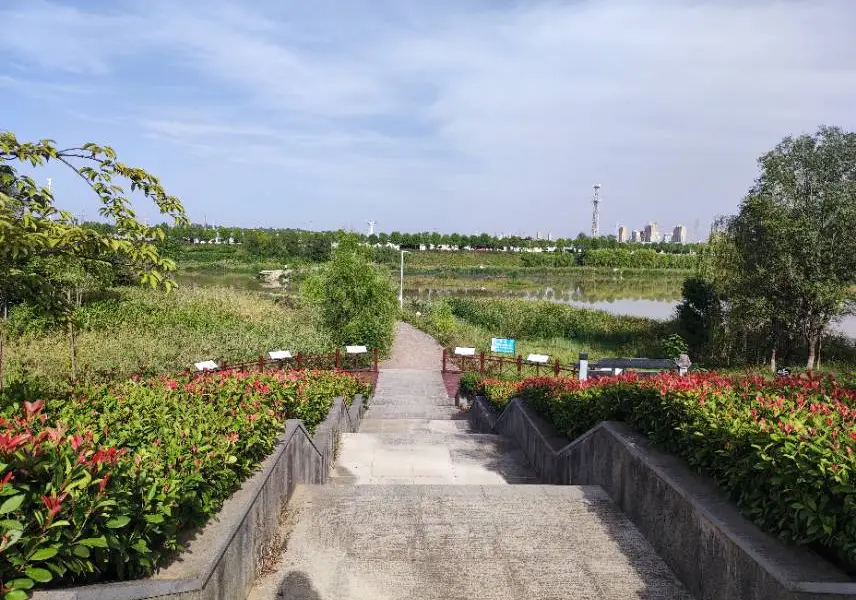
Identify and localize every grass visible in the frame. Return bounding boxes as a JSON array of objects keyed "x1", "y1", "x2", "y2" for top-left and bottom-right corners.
[
  {"x1": 2, "y1": 286, "x2": 333, "y2": 388},
  {"x1": 406, "y1": 297, "x2": 669, "y2": 364}
]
